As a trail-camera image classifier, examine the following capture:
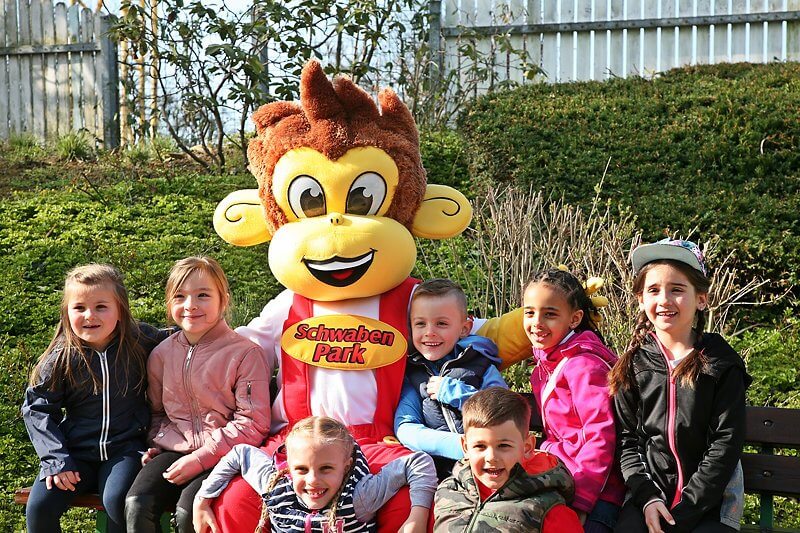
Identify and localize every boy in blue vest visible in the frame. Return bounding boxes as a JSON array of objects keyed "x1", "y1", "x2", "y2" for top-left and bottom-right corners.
[{"x1": 394, "y1": 278, "x2": 508, "y2": 479}]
